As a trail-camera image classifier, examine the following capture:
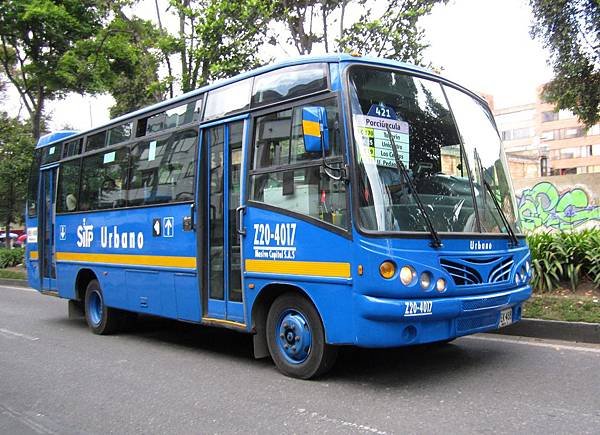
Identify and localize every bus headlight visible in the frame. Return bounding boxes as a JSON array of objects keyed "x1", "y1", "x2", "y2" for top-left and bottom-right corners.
[
  {"x1": 420, "y1": 272, "x2": 432, "y2": 290},
  {"x1": 399, "y1": 266, "x2": 416, "y2": 286},
  {"x1": 436, "y1": 278, "x2": 447, "y2": 293},
  {"x1": 379, "y1": 261, "x2": 396, "y2": 279}
]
